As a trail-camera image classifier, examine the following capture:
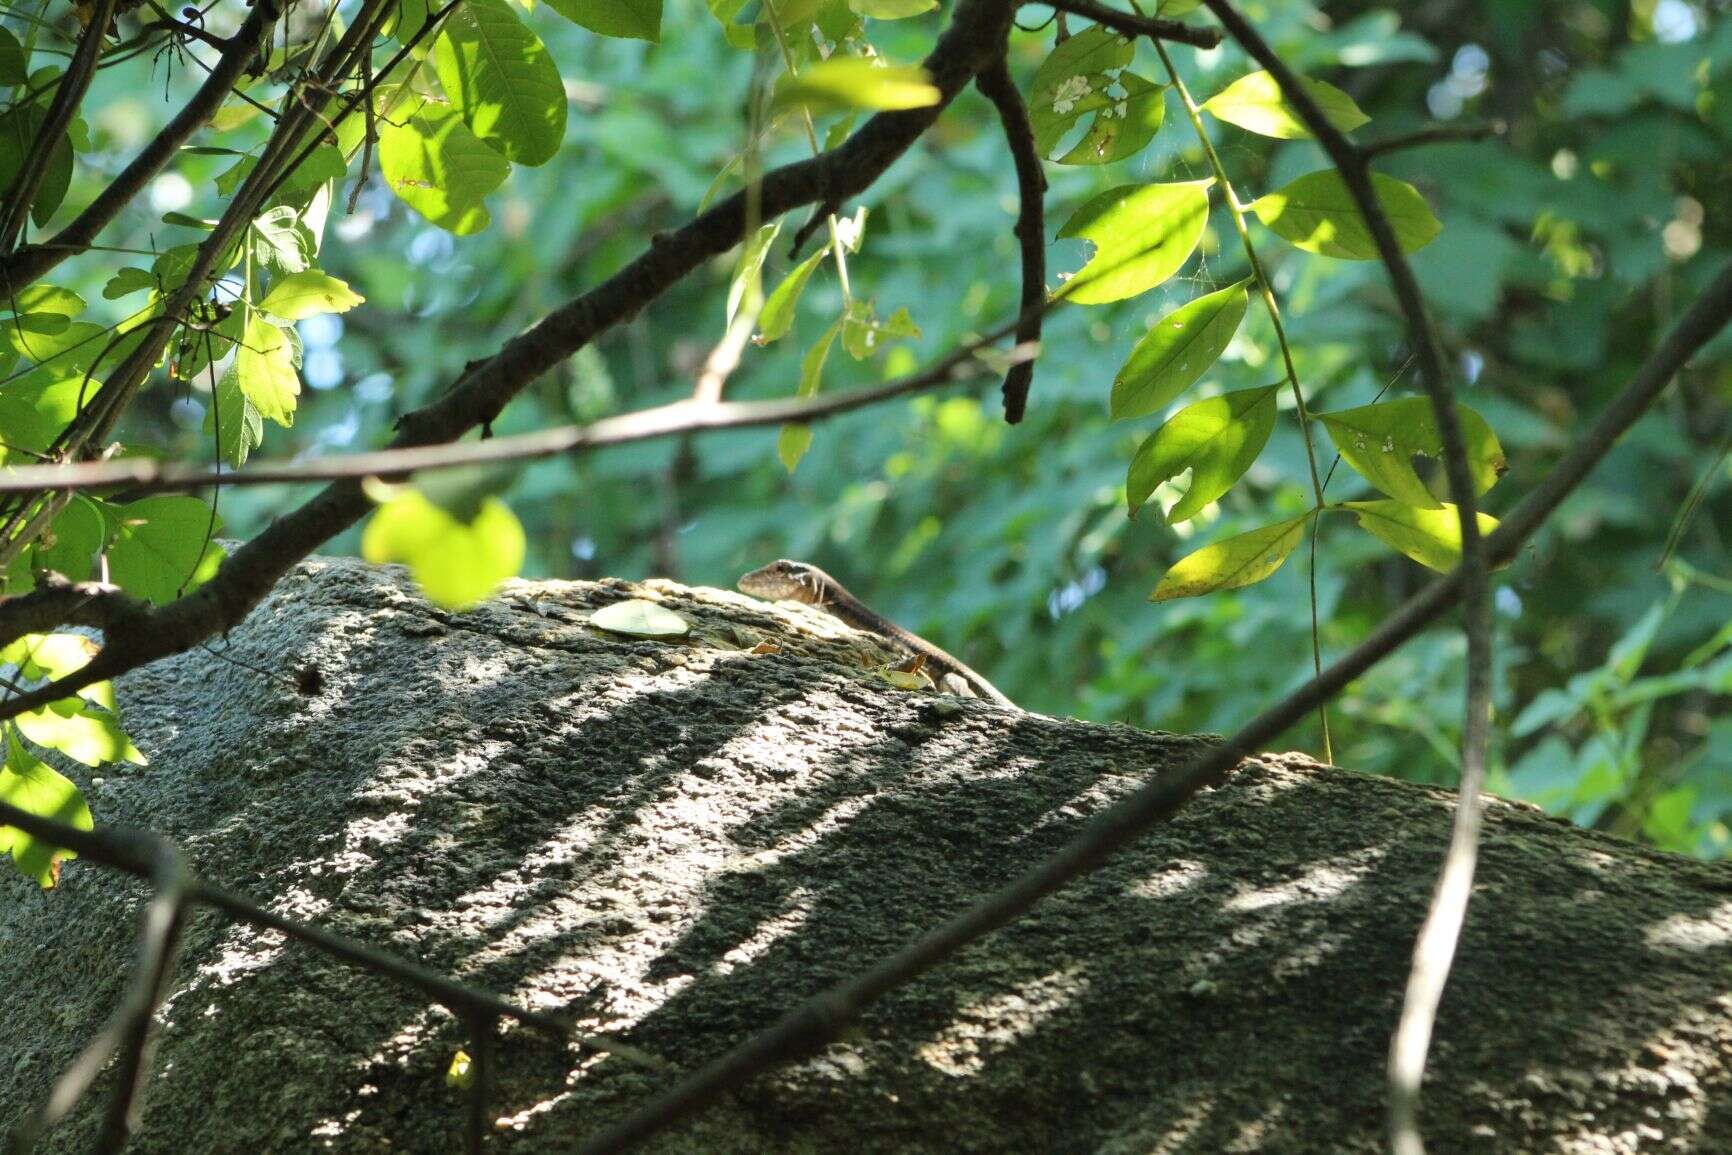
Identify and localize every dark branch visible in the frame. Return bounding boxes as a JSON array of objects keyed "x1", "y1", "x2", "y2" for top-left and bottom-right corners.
[
  {"x1": 975, "y1": 55, "x2": 1047, "y2": 424},
  {"x1": 0, "y1": 307, "x2": 1038, "y2": 498},
  {"x1": 570, "y1": 255, "x2": 1732, "y2": 1155},
  {"x1": 0, "y1": 800, "x2": 667, "y2": 1070},
  {"x1": 0, "y1": 0, "x2": 119, "y2": 254},
  {"x1": 1037, "y1": 0, "x2": 1223, "y2": 48},
  {"x1": 1362, "y1": 120, "x2": 1506, "y2": 159}
]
